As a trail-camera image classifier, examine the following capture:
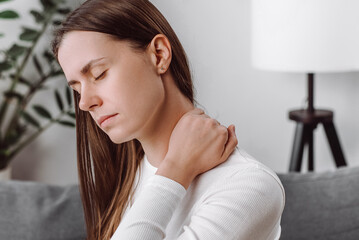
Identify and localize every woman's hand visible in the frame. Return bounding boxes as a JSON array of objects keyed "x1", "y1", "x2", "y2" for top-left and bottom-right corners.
[{"x1": 156, "y1": 108, "x2": 238, "y2": 189}]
